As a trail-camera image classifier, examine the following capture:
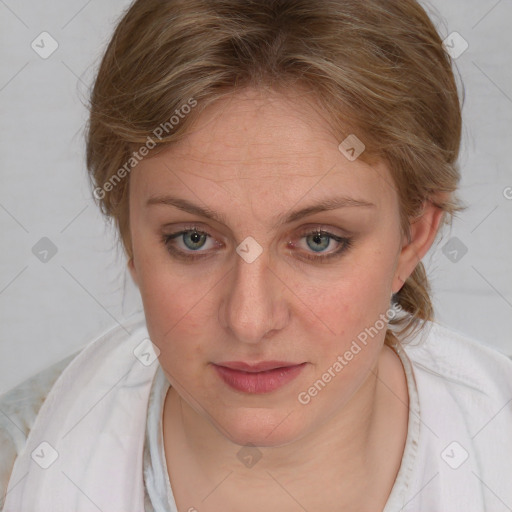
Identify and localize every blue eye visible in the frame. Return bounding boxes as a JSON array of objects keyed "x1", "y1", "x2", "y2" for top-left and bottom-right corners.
[
  {"x1": 162, "y1": 226, "x2": 215, "y2": 260},
  {"x1": 162, "y1": 225, "x2": 353, "y2": 263},
  {"x1": 178, "y1": 230, "x2": 208, "y2": 251},
  {"x1": 291, "y1": 228, "x2": 353, "y2": 263}
]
